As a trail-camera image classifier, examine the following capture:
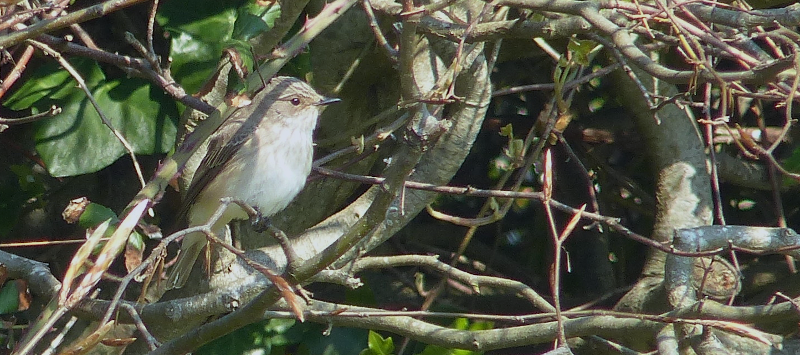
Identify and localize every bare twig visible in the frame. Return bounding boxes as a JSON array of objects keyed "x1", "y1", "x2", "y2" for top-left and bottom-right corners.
[
  {"x1": 146, "y1": 0, "x2": 159, "y2": 59},
  {"x1": 362, "y1": 0, "x2": 399, "y2": 61},
  {"x1": 0, "y1": 0, "x2": 149, "y2": 48},
  {"x1": 0, "y1": 105, "x2": 61, "y2": 125},
  {"x1": 0, "y1": 45, "x2": 34, "y2": 100},
  {"x1": 492, "y1": 63, "x2": 620, "y2": 97},
  {"x1": 34, "y1": 34, "x2": 214, "y2": 114},
  {"x1": 68, "y1": 23, "x2": 99, "y2": 50},
  {"x1": 120, "y1": 303, "x2": 160, "y2": 350},
  {"x1": 541, "y1": 149, "x2": 567, "y2": 346},
  {"x1": 701, "y1": 82, "x2": 726, "y2": 225}
]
